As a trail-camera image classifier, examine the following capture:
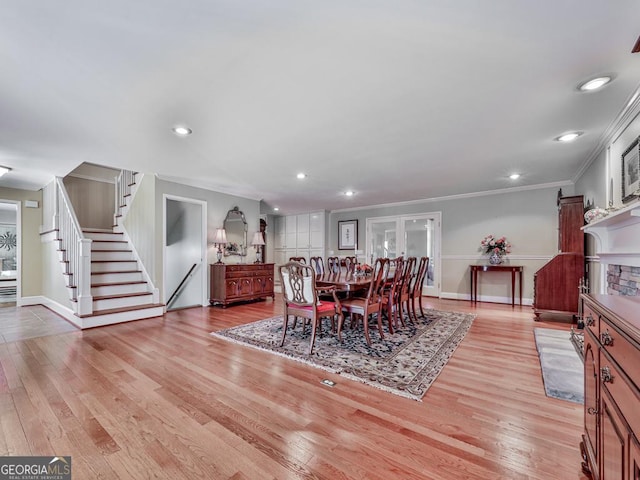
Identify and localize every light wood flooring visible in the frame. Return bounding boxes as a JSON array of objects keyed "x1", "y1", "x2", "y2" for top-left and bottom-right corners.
[{"x1": 0, "y1": 298, "x2": 588, "y2": 479}]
